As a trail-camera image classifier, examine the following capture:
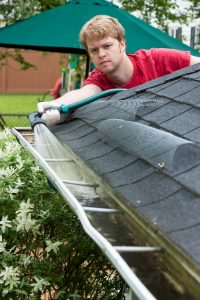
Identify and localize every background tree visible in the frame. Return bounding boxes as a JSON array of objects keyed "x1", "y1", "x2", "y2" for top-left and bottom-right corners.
[
  {"x1": 190, "y1": 0, "x2": 200, "y2": 18},
  {"x1": 0, "y1": 0, "x2": 66, "y2": 26},
  {"x1": 0, "y1": 0, "x2": 66, "y2": 70},
  {"x1": 118, "y1": 0, "x2": 194, "y2": 32}
]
